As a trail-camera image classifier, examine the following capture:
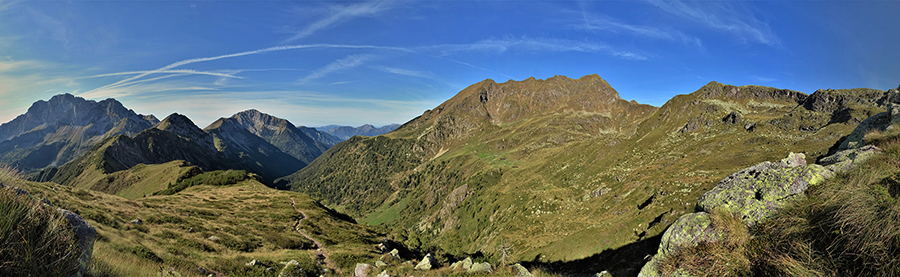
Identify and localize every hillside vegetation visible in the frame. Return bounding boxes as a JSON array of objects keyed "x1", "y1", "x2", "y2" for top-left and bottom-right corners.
[
  {"x1": 279, "y1": 75, "x2": 890, "y2": 274},
  {"x1": 14, "y1": 165, "x2": 385, "y2": 277}
]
